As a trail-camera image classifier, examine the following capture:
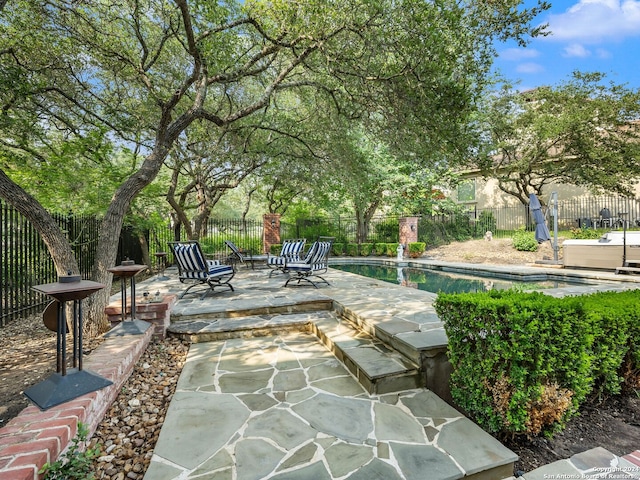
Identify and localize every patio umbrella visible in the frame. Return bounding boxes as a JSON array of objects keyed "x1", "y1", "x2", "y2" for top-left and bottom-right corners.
[{"x1": 529, "y1": 193, "x2": 551, "y2": 243}]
